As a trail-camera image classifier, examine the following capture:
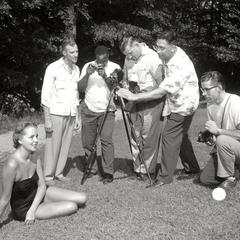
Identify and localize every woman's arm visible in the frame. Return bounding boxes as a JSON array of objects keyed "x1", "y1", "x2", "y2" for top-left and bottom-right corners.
[
  {"x1": 0, "y1": 159, "x2": 17, "y2": 220},
  {"x1": 25, "y1": 158, "x2": 46, "y2": 223}
]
